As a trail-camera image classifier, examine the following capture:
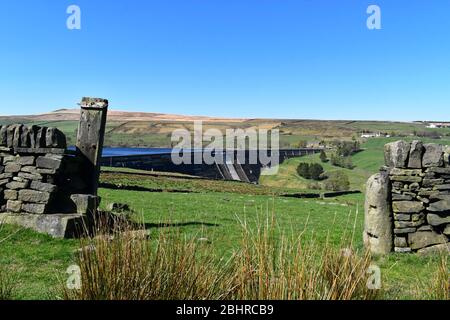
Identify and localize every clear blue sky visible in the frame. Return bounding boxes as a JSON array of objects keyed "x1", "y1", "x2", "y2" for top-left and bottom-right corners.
[{"x1": 0, "y1": 0, "x2": 449, "y2": 120}]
